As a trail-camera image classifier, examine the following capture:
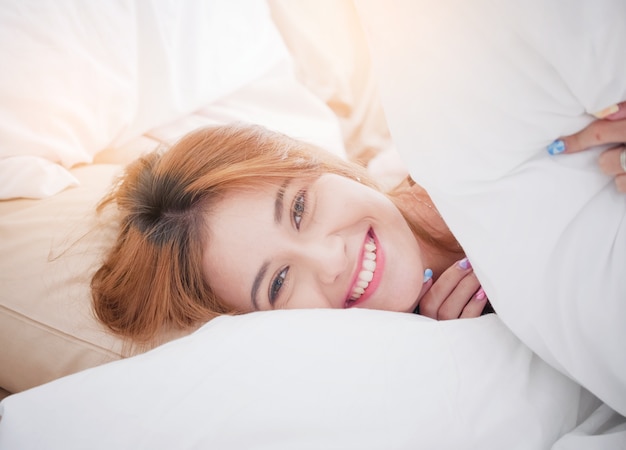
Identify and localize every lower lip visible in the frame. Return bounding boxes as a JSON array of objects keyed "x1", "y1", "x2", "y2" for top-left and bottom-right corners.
[{"x1": 346, "y1": 229, "x2": 385, "y2": 308}]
